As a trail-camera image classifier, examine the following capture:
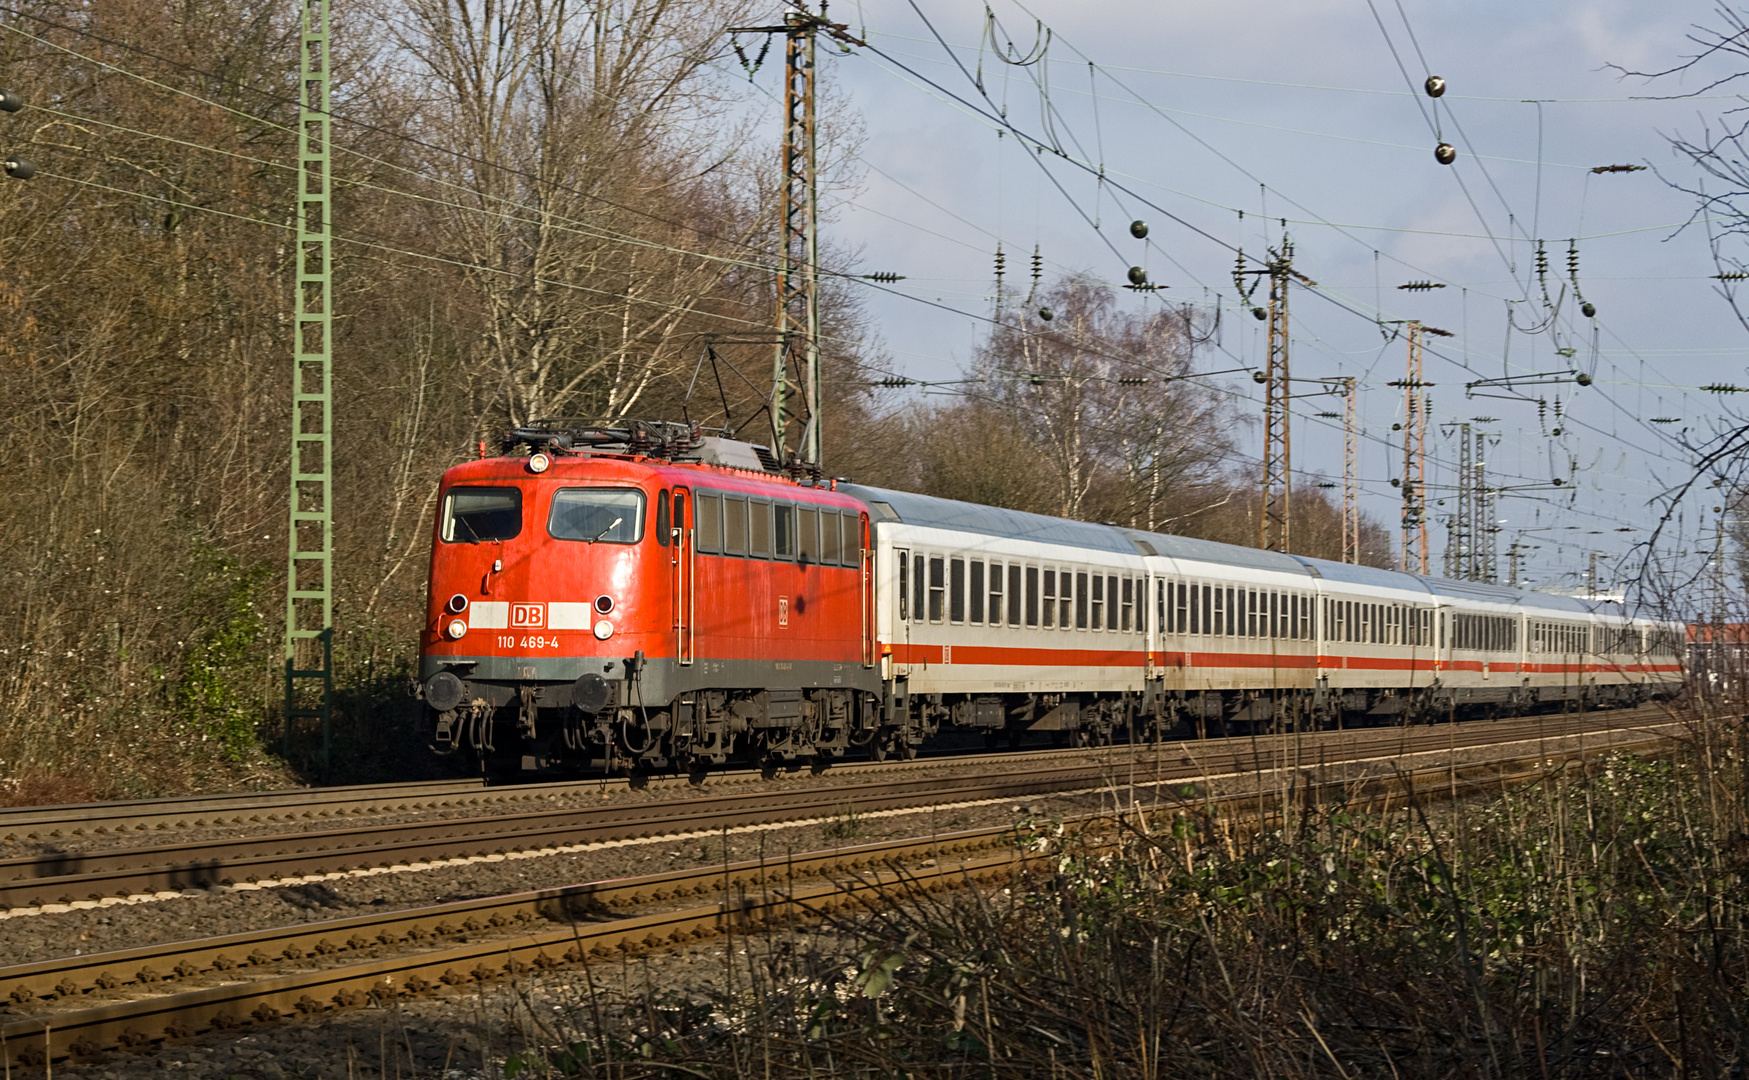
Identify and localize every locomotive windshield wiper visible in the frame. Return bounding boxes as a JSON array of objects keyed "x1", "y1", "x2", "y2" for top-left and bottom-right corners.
[{"x1": 586, "y1": 517, "x2": 623, "y2": 544}]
